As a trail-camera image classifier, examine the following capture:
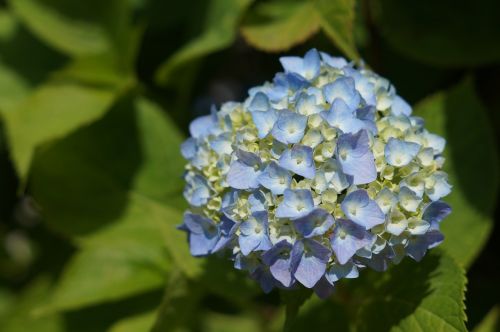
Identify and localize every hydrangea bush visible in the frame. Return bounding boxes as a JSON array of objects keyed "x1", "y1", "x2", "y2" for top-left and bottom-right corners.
[{"x1": 179, "y1": 49, "x2": 452, "y2": 298}]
